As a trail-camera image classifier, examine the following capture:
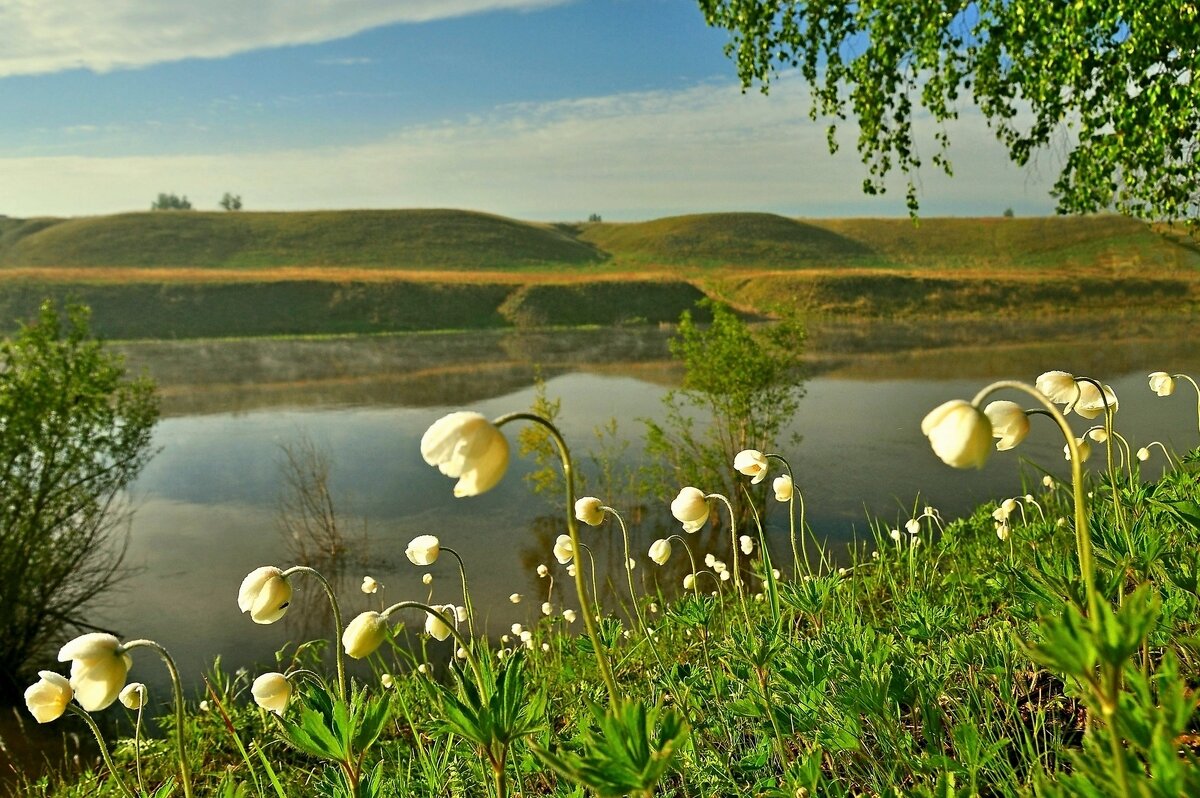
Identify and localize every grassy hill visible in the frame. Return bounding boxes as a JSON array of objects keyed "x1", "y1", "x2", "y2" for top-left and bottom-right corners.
[{"x1": 0, "y1": 209, "x2": 606, "y2": 270}]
